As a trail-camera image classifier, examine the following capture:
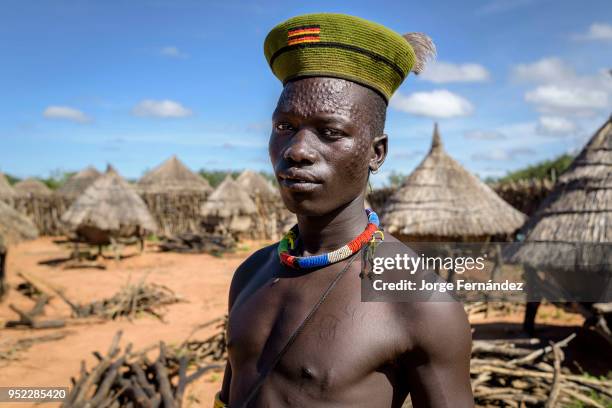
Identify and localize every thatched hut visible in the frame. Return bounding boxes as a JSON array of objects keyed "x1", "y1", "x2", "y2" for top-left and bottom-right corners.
[
  {"x1": 56, "y1": 166, "x2": 101, "y2": 201},
  {"x1": 137, "y1": 156, "x2": 212, "y2": 236},
  {"x1": 14, "y1": 178, "x2": 52, "y2": 197},
  {"x1": 62, "y1": 167, "x2": 157, "y2": 245},
  {"x1": 201, "y1": 175, "x2": 257, "y2": 240},
  {"x1": 513, "y1": 117, "x2": 610, "y2": 270},
  {"x1": 382, "y1": 124, "x2": 526, "y2": 241},
  {"x1": 0, "y1": 200, "x2": 39, "y2": 298},
  {"x1": 0, "y1": 200, "x2": 39, "y2": 247},
  {"x1": 236, "y1": 170, "x2": 289, "y2": 239},
  {"x1": 510, "y1": 116, "x2": 611, "y2": 332},
  {"x1": 236, "y1": 170, "x2": 277, "y2": 201},
  {"x1": 13, "y1": 178, "x2": 65, "y2": 235},
  {"x1": 0, "y1": 173, "x2": 16, "y2": 204}
]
